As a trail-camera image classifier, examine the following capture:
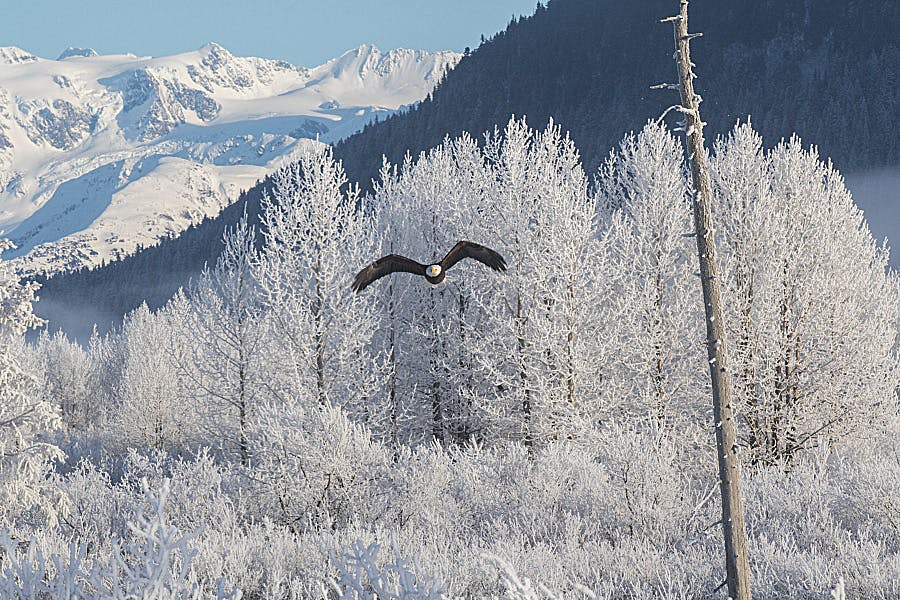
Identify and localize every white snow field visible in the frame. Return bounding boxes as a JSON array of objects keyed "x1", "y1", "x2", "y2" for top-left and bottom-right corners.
[
  {"x1": 0, "y1": 43, "x2": 460, "y2": 274},
  {"x1": 844, "y1": 166, "x2": 900, "y2": 269}
]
